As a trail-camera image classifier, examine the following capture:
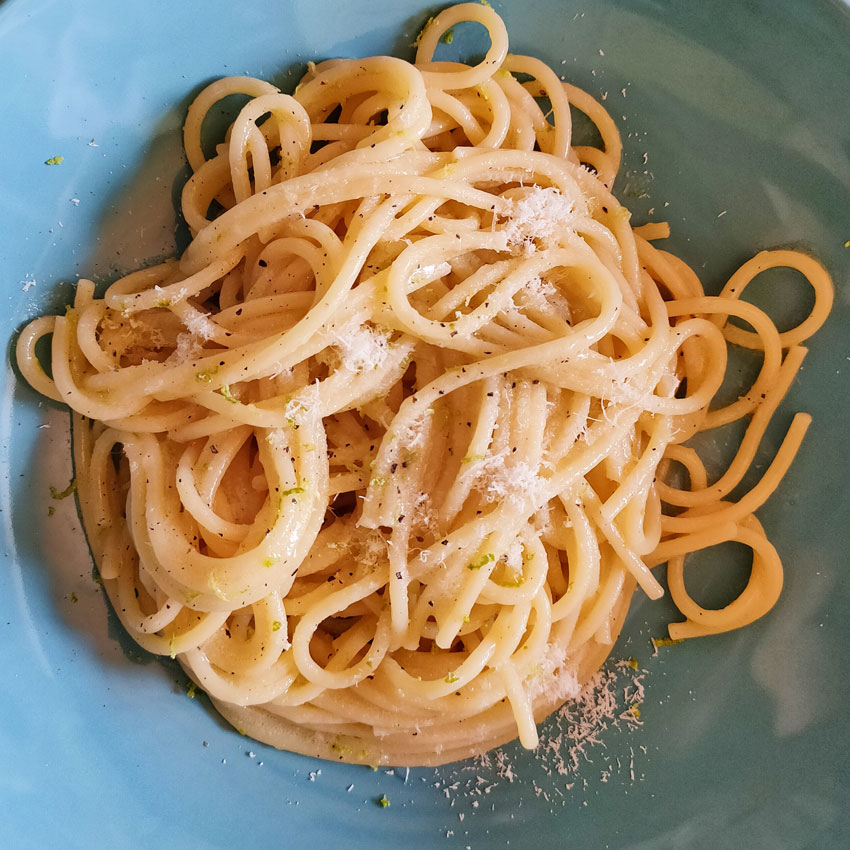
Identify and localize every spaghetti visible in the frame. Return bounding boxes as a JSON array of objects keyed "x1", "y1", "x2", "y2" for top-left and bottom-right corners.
[{"x1": 16, "y1": 3, "x2": 833, "y2": 766}]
